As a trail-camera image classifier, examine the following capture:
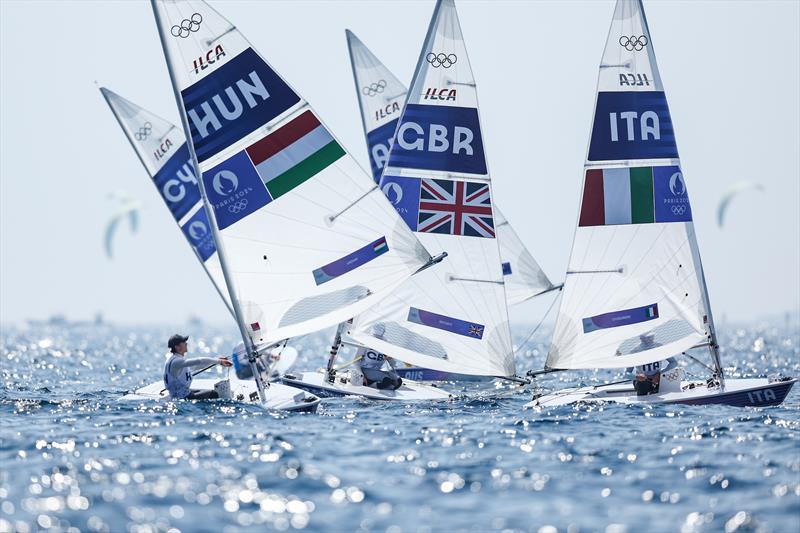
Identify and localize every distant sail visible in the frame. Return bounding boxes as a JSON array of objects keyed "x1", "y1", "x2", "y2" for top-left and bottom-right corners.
[
  {"x1": 151, "y1": 0, "x2": 430, "y2": 347},
  {"x1": 546, "y1": 0, "x2": 716, "y2": 370},
  {"x1": 345, "y1": 29, "x2": 555, "y2": 307},
  {"x1": 348, "y1": 0, "x2": 515, "y2": 377},
  {"x1": 101, "y1": 88, "x2": 232, "y2": 311},
  {"x1": 717, "y1": 181, "x2": 764, "y2": 228}
]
